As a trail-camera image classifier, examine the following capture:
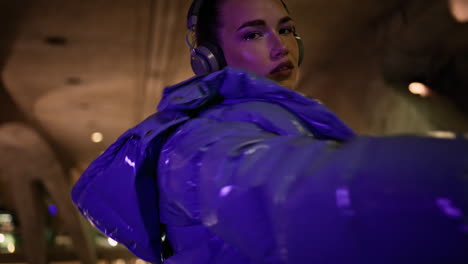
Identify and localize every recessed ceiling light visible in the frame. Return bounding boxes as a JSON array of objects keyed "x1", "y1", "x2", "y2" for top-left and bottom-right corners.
[
  {"x1": 91, "y1": 132, "x2": 104, "y2": 143},
  {"x1": 408, "y1": 82, "x2": 430, "y2": 97},
  {"x1": 45, "y1": 36, "x2": 68, "y2": 46},
  {"x1": 66, "y1": 77, "x2": 82, "y2": 85}
]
